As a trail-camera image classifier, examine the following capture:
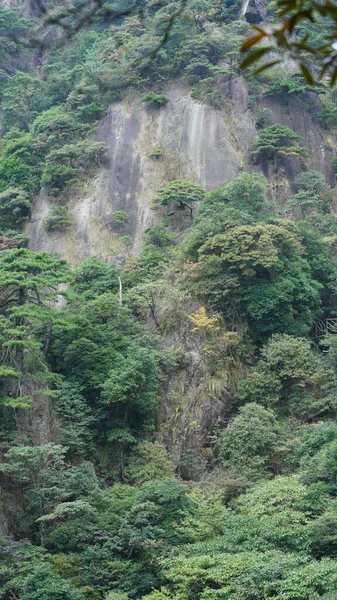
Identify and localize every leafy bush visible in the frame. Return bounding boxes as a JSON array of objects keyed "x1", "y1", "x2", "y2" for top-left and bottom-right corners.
[
  {"x1": 251, "y1": 124, "x2": 309, "y2": 168},
  {"x1": 41, "y1": 164, "x2": 79, "y2": 195},
  {"x1": 42, "y1": 205, "x2": 73, "y2": 231},
  {"x1": 110, "y1": 210, "x2": 130, "y2": 226},
  {"x1": 152, "y1": 180, "x2": 205, "y2": 222},
  {"x1": 141, "y1": 91, "x2": 170, "y2": 108},
  {"x1": 0, "y1": 187, "x2": 31, "y2": 228},
  {"x1": 218, "y1": 403, "x2": 279, "y2": 477}
]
